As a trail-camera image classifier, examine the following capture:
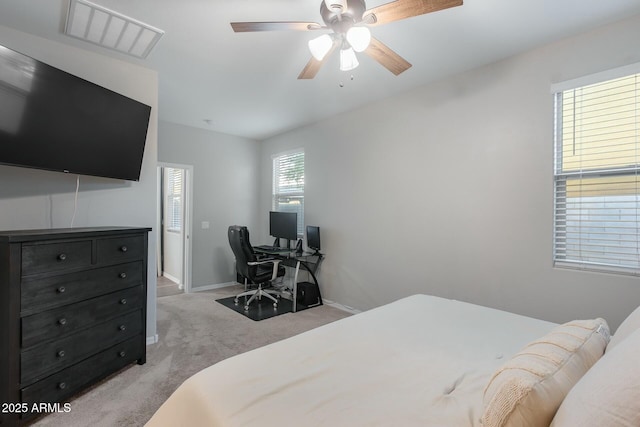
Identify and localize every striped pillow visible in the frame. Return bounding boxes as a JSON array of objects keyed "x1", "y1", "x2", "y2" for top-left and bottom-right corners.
[{"x1": 481, "y1": 318, "x2": 610, "y2": 427}]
